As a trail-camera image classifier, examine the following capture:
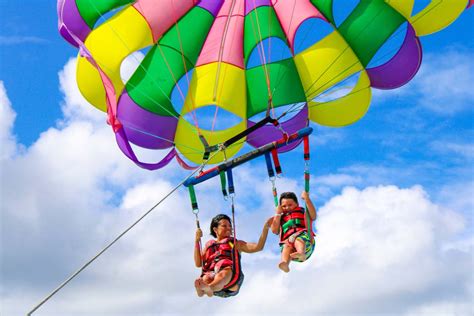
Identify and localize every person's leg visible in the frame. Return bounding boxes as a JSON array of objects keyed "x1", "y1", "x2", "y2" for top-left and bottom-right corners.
[
  {"x1": 198, "y1": 267, "x2": 233, "y2": 296},
  {"x1": 195, "y1": 274, "x2": 214, "y2": 297},
  {"x1": 290, "y1": 238, "x2": 306, "y2": 261},
  {"x1": 194, "y1": 278, "x2": 205, "y2": 297},
  {"x1": 279, "y1": 244, "x2": 293, "y2": 272},
  {"x1": 208, "y1": 267, "x2": 233, "y2": 292}
]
